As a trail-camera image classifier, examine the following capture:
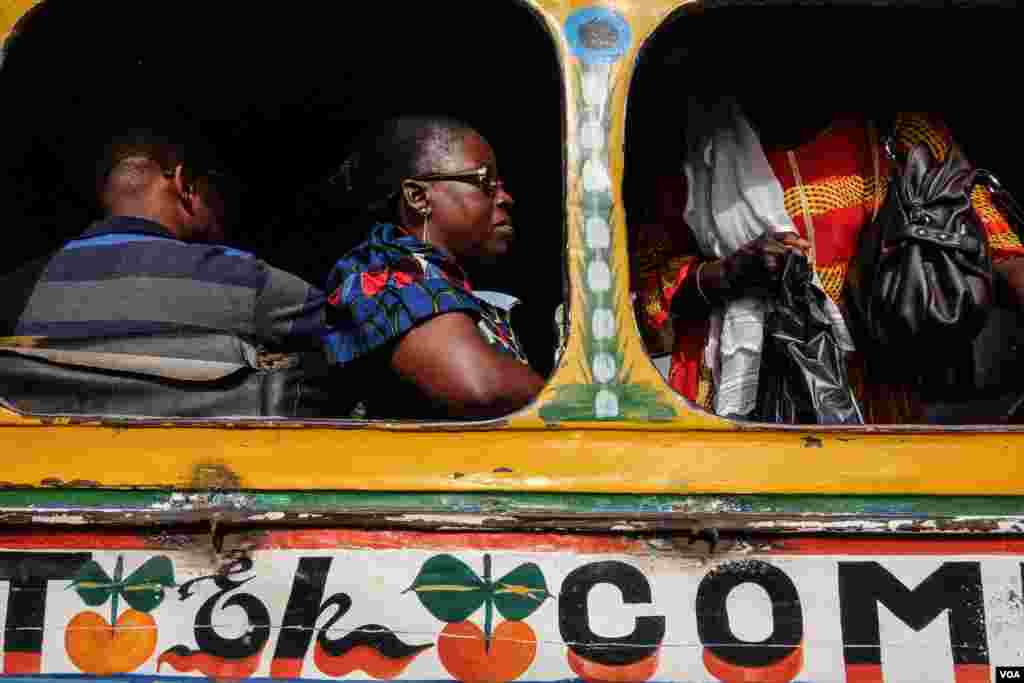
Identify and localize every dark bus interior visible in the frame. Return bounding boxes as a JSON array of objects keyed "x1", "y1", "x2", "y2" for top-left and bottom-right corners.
[
  {"x1": 625, "y1": 6, "x2": 1022, "y2": 223},
  {"x1": 623, "y1": 5, "x2": 1024, "y2": 421},
  {"x1": 3, "y1": 0, "x2": 1022, "y2": 422},
  {"x1": 0, "y1": 0, "x2": 565, "y2": 381}
]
